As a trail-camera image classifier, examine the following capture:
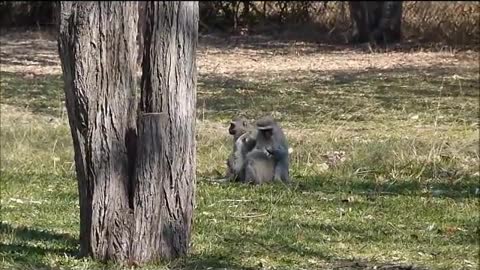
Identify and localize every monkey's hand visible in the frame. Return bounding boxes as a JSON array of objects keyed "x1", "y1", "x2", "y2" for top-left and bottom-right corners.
[
  {"x1": 264, "y1": 147, "x2": 274, "y2": 157},
  {"x1": 266, "y1": 145, "x2": 288, "y2": 161}
]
